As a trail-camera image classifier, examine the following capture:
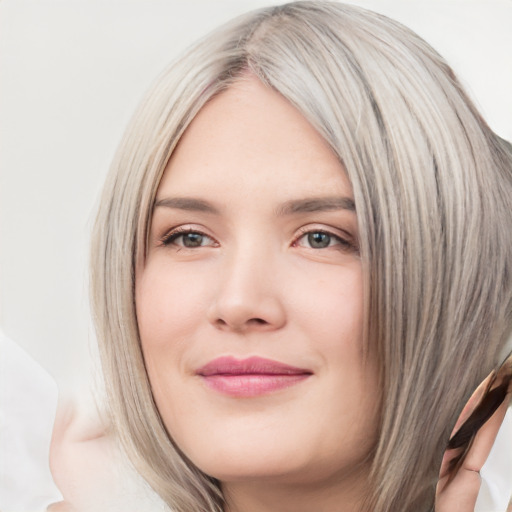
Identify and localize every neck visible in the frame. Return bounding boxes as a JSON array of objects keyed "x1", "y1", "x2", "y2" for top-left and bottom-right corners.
[{"x1": 222, "y1": 467, "x2": 369, "y2": 512}]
